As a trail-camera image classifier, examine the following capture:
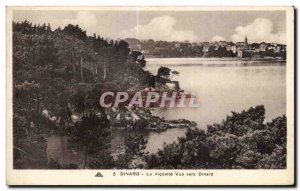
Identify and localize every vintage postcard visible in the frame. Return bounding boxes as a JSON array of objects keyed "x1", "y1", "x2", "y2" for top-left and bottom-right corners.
[{"x1": 6, "y1": 6, "x2": 294, "y2": 186}]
